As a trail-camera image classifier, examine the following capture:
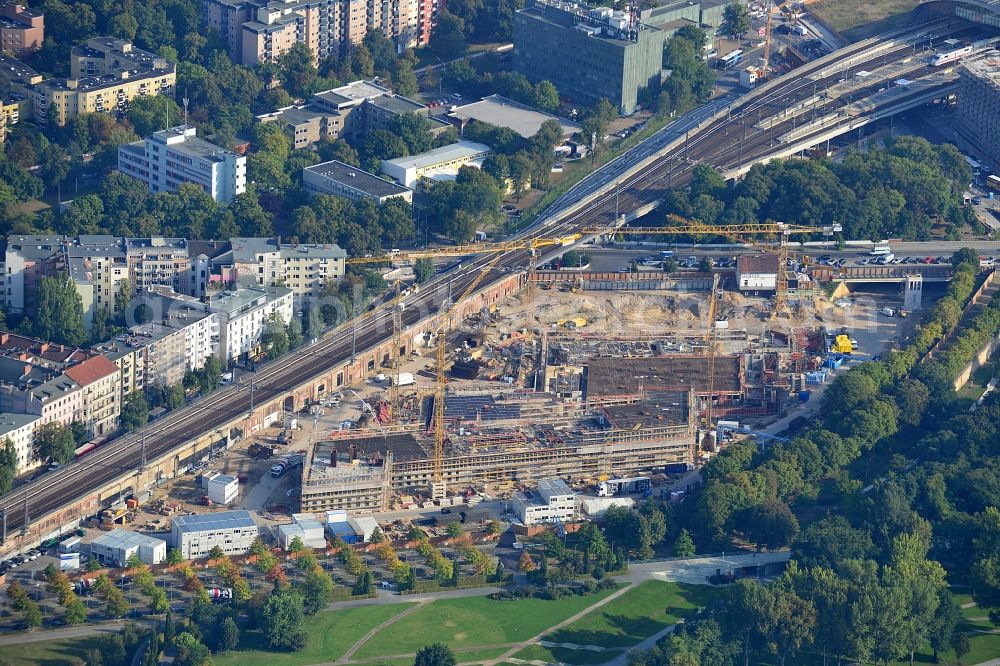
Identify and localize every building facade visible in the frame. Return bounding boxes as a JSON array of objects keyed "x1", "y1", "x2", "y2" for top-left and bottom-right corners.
[
  {"x1": 958, "y1": 57, "x2": 1000, "y2": 170},
  {"x1": 512, "y1": 478, "x2": 576, "y2": 526},
  {"x1": 171, "y1": 510, "x2": 260, "y2": 559},
  {"x1": 33, "y1": 38, "x2": 176, "y2": 126},
  {"x1": 118, "y1": 125, "x2": 247, "y2": 203},
  {"x1": 90, "y1": 529, "x2": 167, "y2": 566},
  {"x1": 381, "y1": 141, "x2": 492, "y2": 188},
  {"x1": 0, "y1": 412, "x2": 40, "y2": 474},
  {"x1": 203, "y1": 0, "x2": 428, "y2": 67},
  {"x1": 514, "y1": 0, "x2": 666, "y2": 115},
  {"x1": 736, "y1": 253, "x2": 779, "y2": 293},
  {"x1": 0, "y1": 3, "x2": 43, "y2": 57},
  {"x1": 303, "y1": 160, "x2": 413, "y2": 204},
  {"x1": 219, "y1": 238, "x2": 347, "y2": 300},
  {"x1": 63, "y1": 354, "x2": 121, "y2": 437}
]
